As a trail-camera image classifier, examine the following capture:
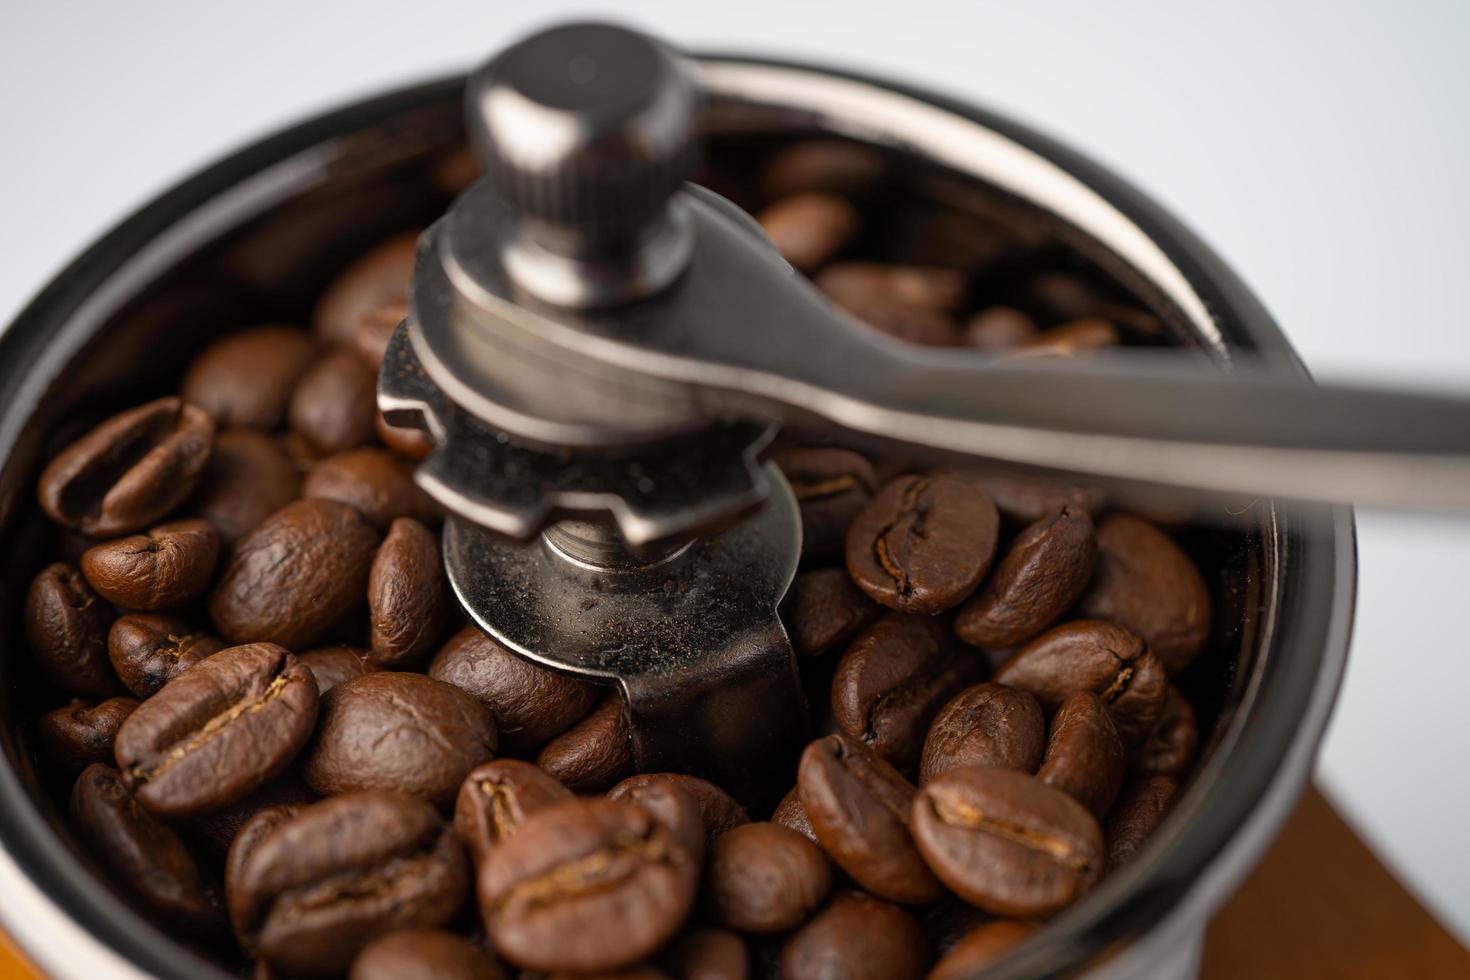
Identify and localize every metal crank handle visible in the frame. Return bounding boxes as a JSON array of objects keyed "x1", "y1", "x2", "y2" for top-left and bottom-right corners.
[
  {"x1": 758, "y1": 344, "x2": 1470, "y2": 514},
  {"x1": 444, "y1": 181, "x2": 1470, "y2": 514}
]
